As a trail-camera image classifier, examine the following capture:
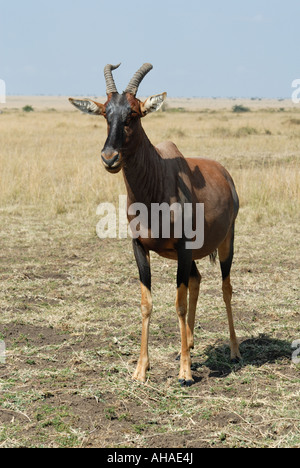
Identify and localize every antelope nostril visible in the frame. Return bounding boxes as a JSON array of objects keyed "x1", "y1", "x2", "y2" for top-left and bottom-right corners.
[{"x1": 101, "y1": 153, "x2": 120, "y2": 168}]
